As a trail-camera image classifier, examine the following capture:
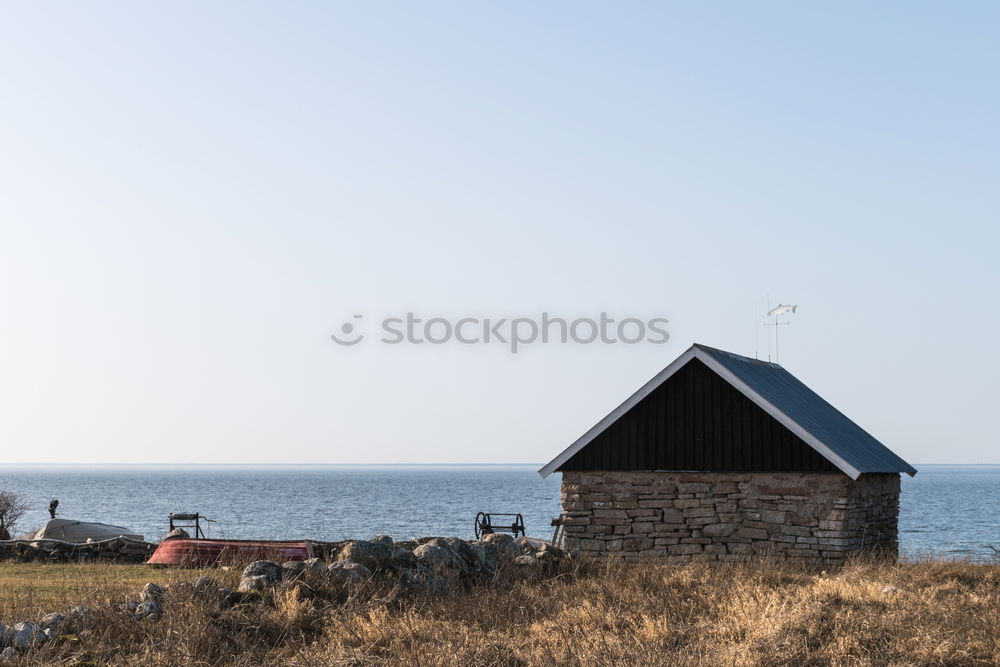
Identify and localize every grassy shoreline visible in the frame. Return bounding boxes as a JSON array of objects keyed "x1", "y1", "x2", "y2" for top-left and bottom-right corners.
[{"x1": 0, "y1": 557, "x2": 997, "y2": 665}]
